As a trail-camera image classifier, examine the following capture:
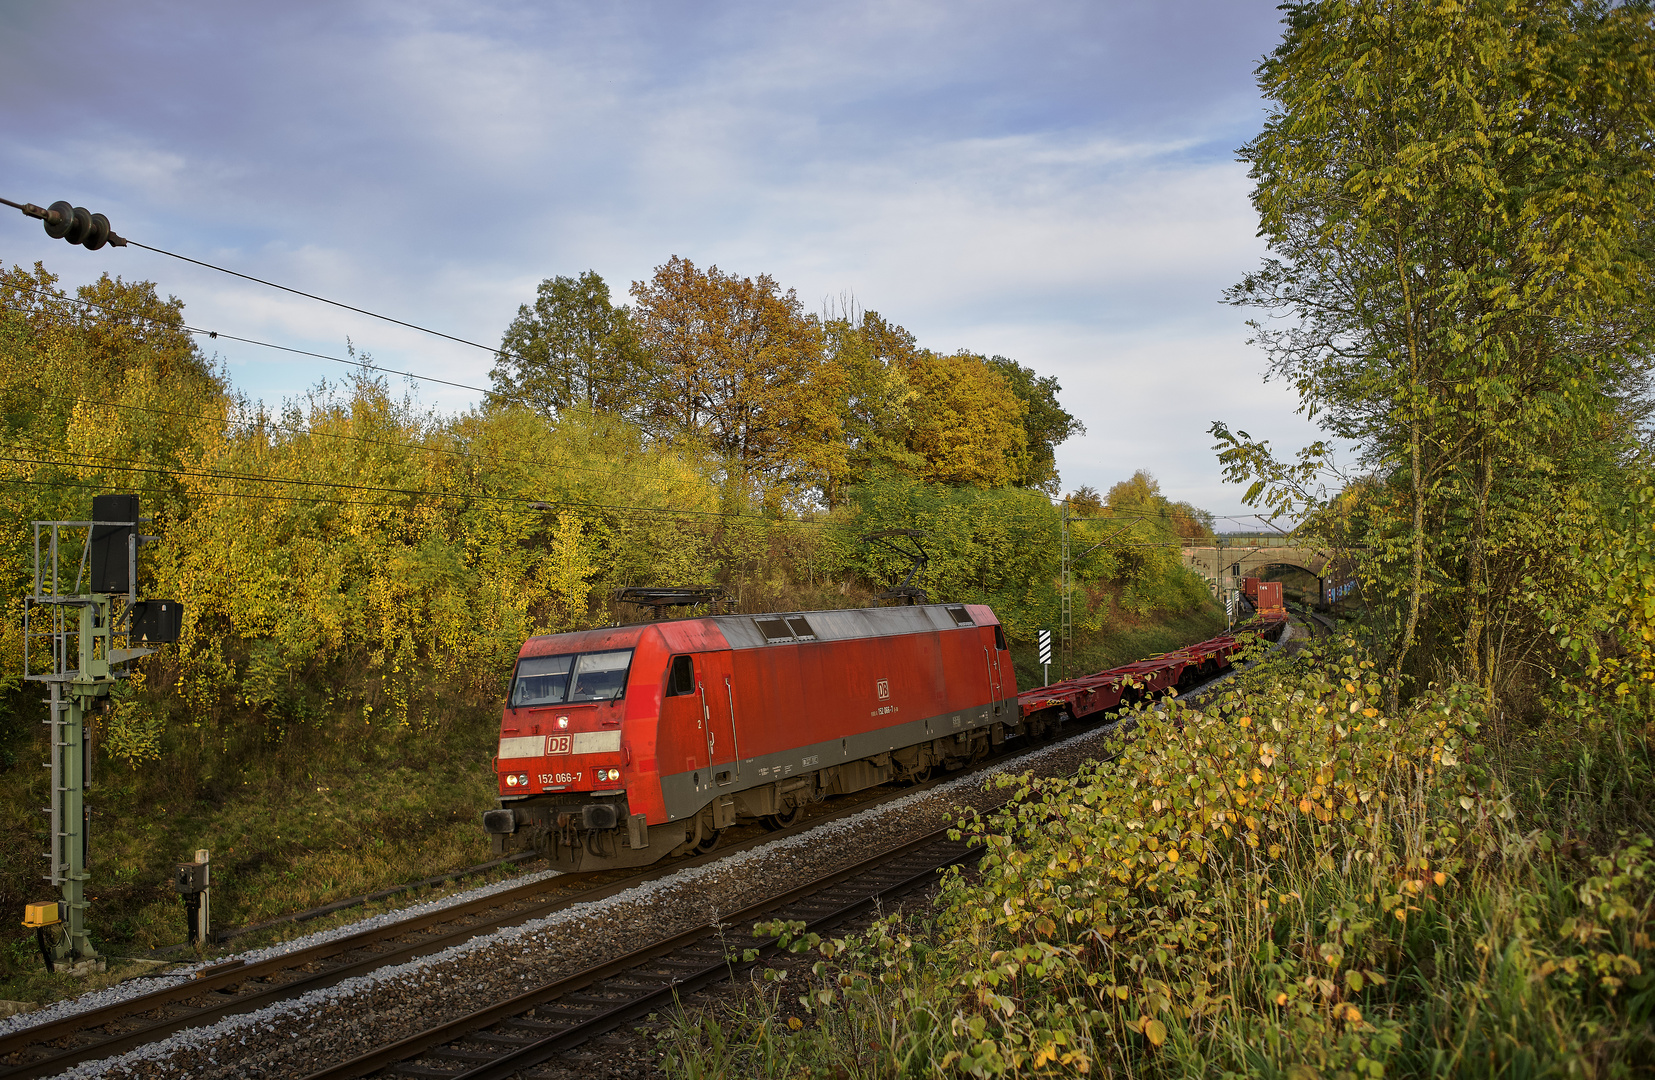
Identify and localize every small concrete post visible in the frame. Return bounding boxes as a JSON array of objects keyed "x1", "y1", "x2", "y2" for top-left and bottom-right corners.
[{"x1": 194, "y1": 849, "x2": 210, "y2": 946}]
